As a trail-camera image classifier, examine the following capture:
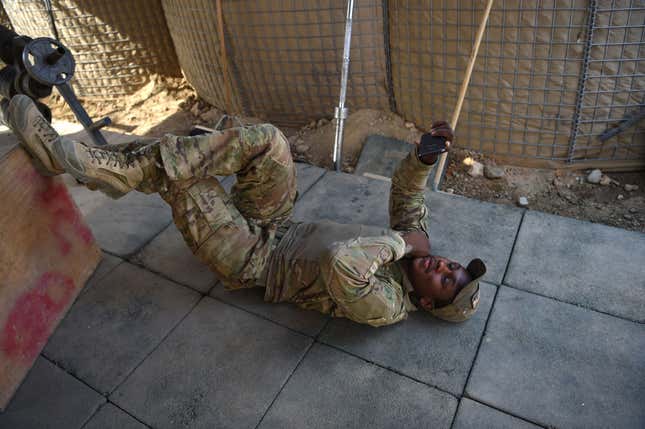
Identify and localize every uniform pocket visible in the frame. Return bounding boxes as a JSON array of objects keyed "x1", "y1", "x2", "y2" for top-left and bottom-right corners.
[{"x1": 187, "y1": 178, "x2": 234, "y2": 232}]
